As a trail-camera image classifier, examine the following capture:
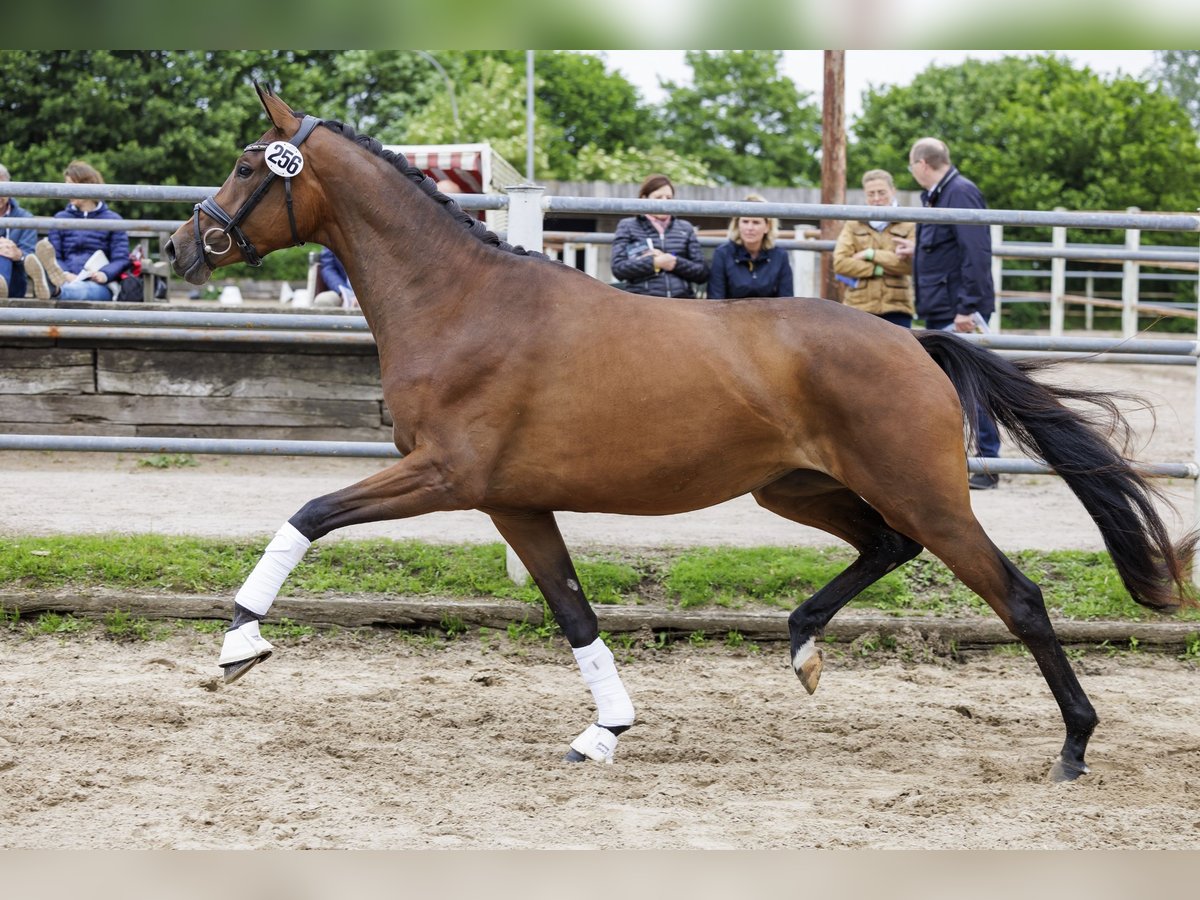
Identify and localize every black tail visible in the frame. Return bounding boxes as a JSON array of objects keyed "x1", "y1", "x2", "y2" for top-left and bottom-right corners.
[{"x1": 917, "y1": 330, "x2": 1196, "y2": 611}]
